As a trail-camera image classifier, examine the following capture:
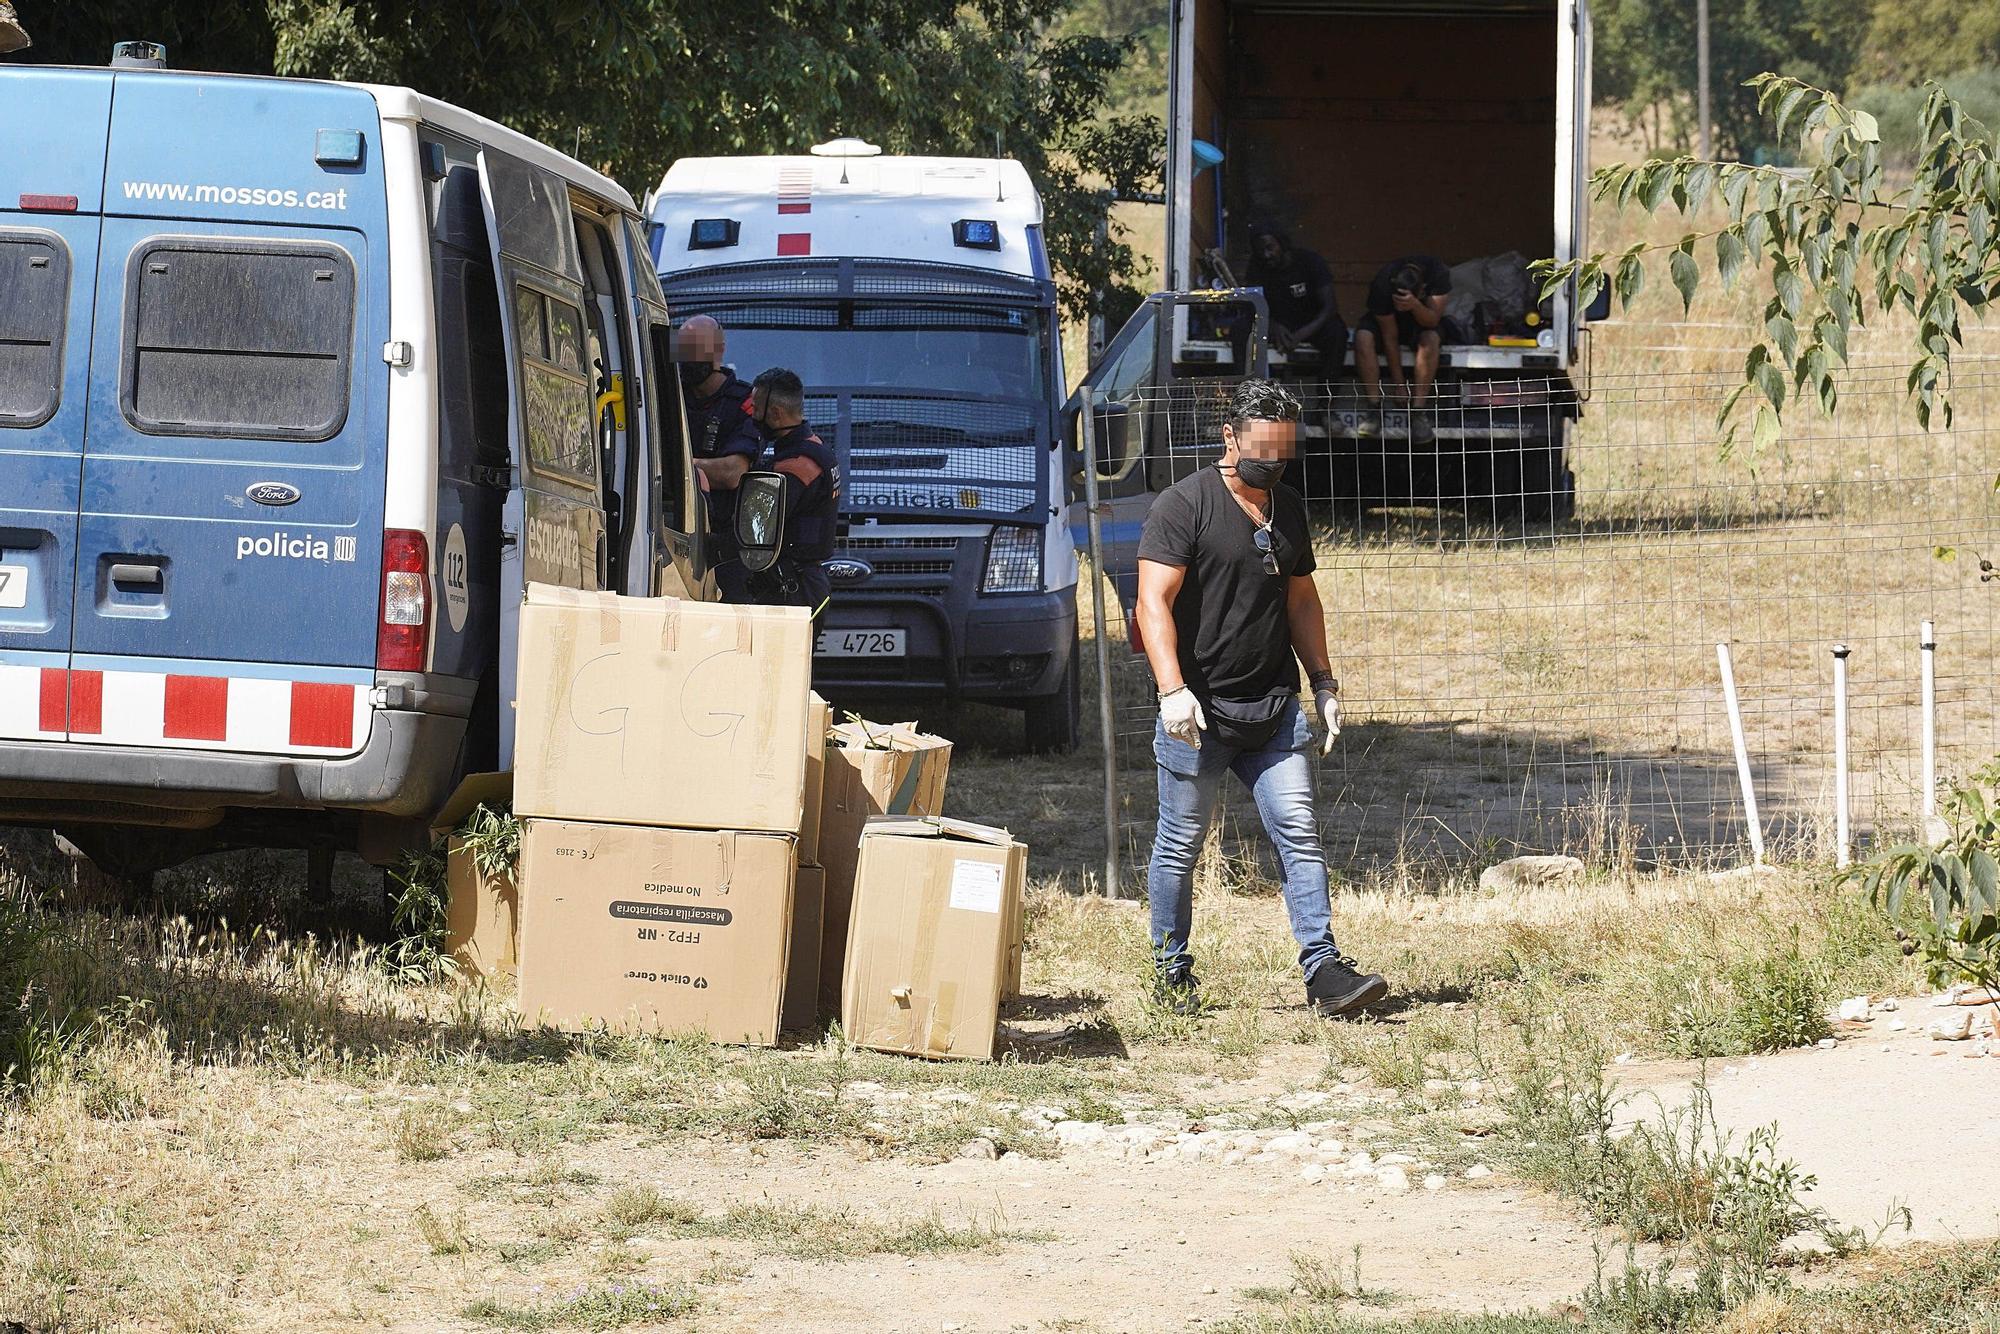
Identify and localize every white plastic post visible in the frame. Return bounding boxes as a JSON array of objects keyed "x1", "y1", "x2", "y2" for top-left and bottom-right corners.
[
  {"x1": 1921, "y1": 619, "x2": 1939, "y2": 842},
  {"x1": 1832, "y1": 643, "x2": 1850, "y2": 869},
  {"x1": 1079, "y1": 385, "x2": 1121, "y2": 899},
  {"x1": 1717, "y1": 642, "x2": 1765, "y2": 864}
]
